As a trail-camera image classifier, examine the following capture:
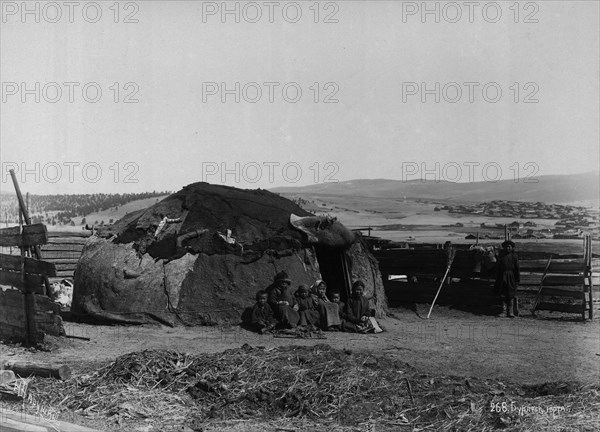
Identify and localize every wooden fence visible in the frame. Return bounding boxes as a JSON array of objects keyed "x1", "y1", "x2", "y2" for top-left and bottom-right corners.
[
  {"x1": 0, "y1": 224, "x2": 65, "y2": 343},
  {"x1": 42, "y1": 230, "x2": 91, "y2": 281},
  {"x1": 374, "y1": 238, "x2": 598, "y2": 320}
]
